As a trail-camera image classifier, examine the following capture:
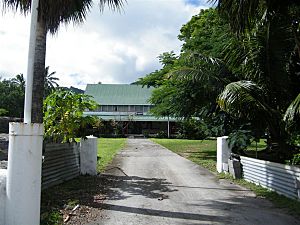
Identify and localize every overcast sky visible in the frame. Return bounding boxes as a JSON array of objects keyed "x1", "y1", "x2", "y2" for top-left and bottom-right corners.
[{"x1": 0, "y1": 0, "x2": 210, "y2": 89}]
